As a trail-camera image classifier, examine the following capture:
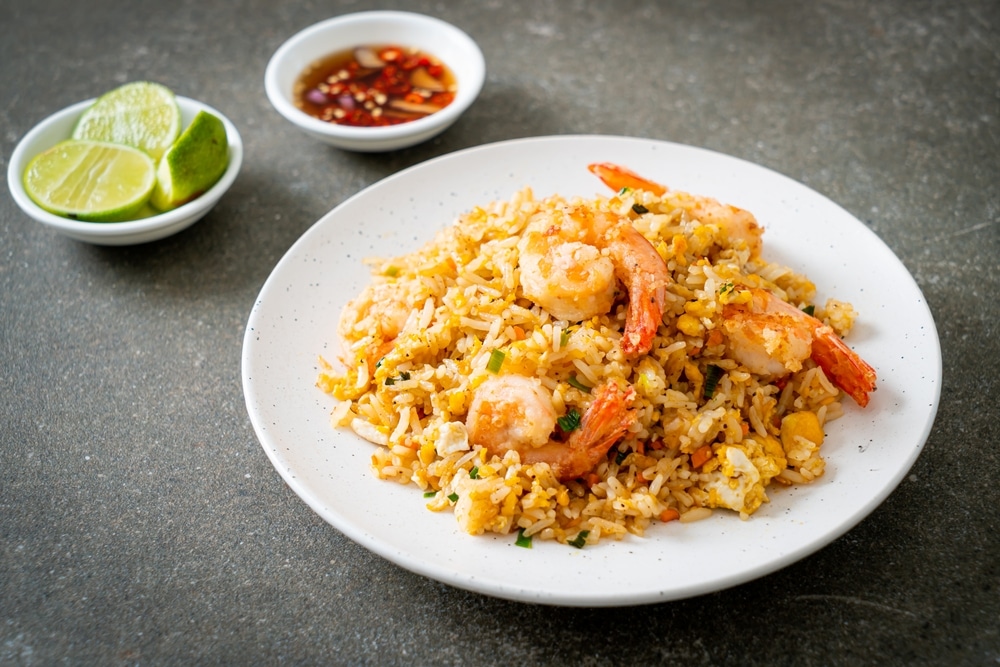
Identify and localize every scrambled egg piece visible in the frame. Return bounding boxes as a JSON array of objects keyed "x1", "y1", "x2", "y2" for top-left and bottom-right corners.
[
  {"x1": 435, "y1": 421, "x2": 470, "y2": 457},
  {"x1": 781, "y1": 411, "x2": 825, "y2": 480},
  {"x1": 704, "y1": 435, "x2": 787, "y2": 516}
]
